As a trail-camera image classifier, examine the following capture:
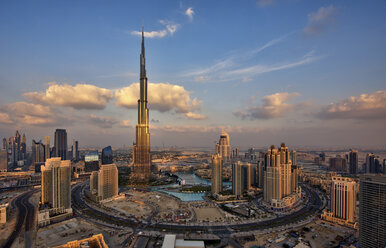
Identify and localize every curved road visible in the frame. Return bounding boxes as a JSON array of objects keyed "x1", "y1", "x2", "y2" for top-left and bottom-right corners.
[
  {"x1": 3, "y1": 190, "x2": 36, "y2": 248},
  {"x1": 72, "y1": 182, "x2": 323, "y2": 237}
]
